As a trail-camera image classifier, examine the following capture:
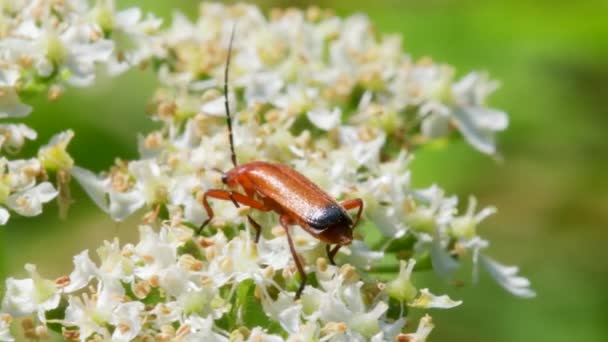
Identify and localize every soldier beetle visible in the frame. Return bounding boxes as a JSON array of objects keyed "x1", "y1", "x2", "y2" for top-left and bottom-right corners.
[{"x1": 198, "y1": 26, "x2": 364, "y2": 300}]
